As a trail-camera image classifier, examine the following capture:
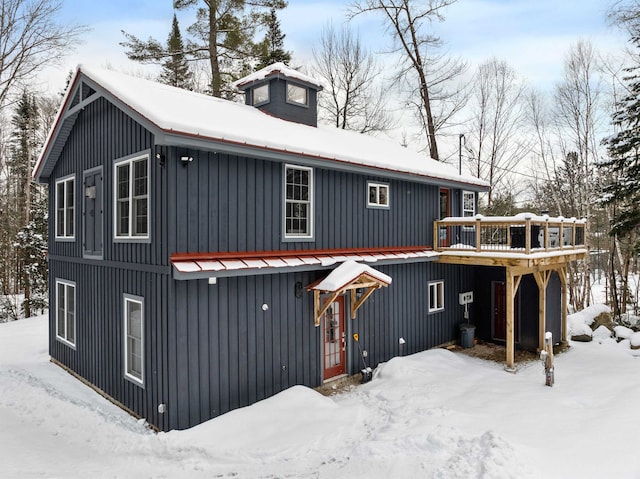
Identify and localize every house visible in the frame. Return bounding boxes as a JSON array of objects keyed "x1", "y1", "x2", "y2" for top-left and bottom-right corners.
[{"x1": 33, "y1": 63, "x2": 586, "y2": 432}]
